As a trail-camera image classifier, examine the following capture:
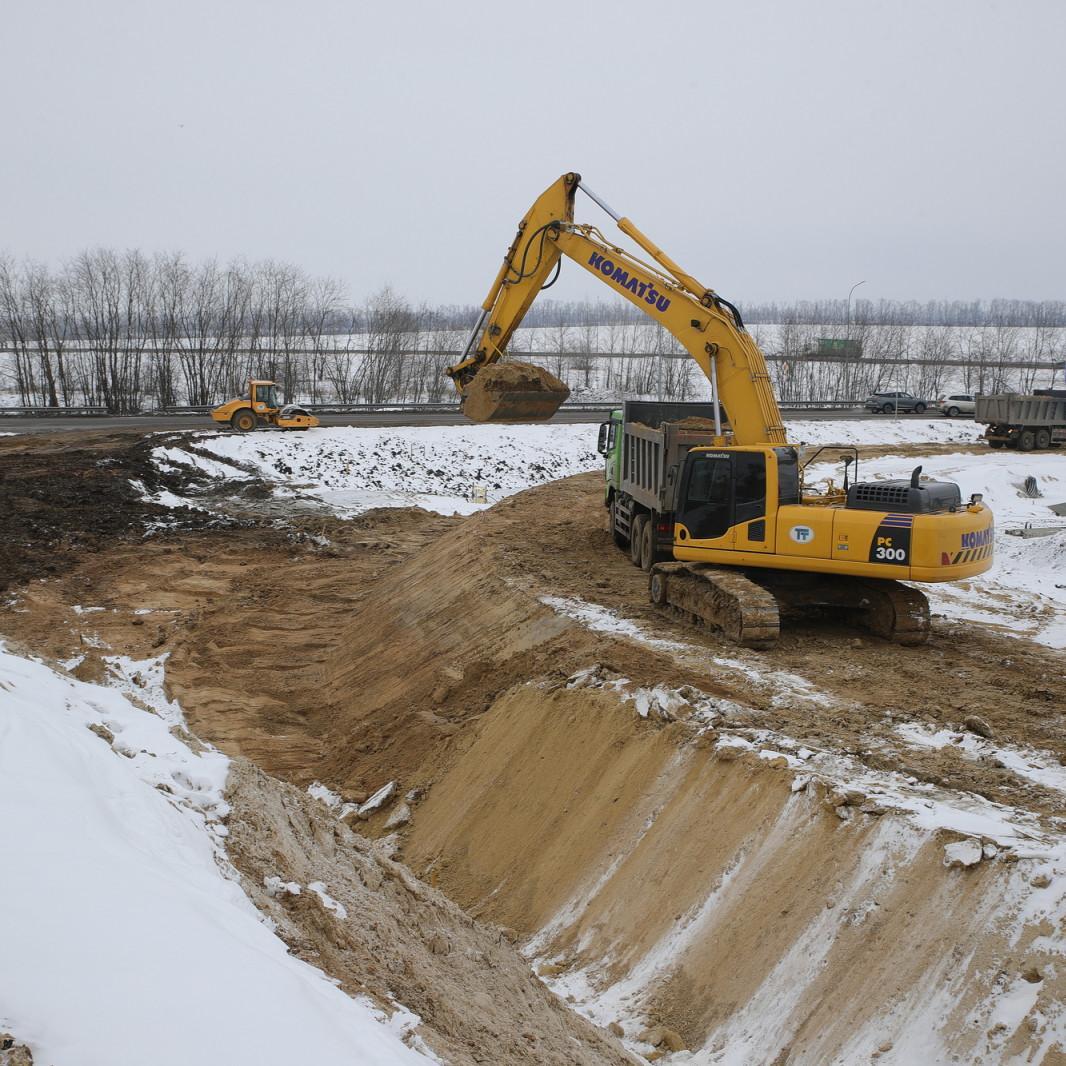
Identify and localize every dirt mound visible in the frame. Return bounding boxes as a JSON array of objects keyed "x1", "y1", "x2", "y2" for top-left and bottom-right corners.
[
  {"x1": 401, "y1": 679, "x2": 1066, "y2": 1063},
  {"x1": 224, "y1": 757, "x2": 630, "y2": 1066},
  {"x1": 462, "y1": 361, "x2": 570, "y2": 422}
]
